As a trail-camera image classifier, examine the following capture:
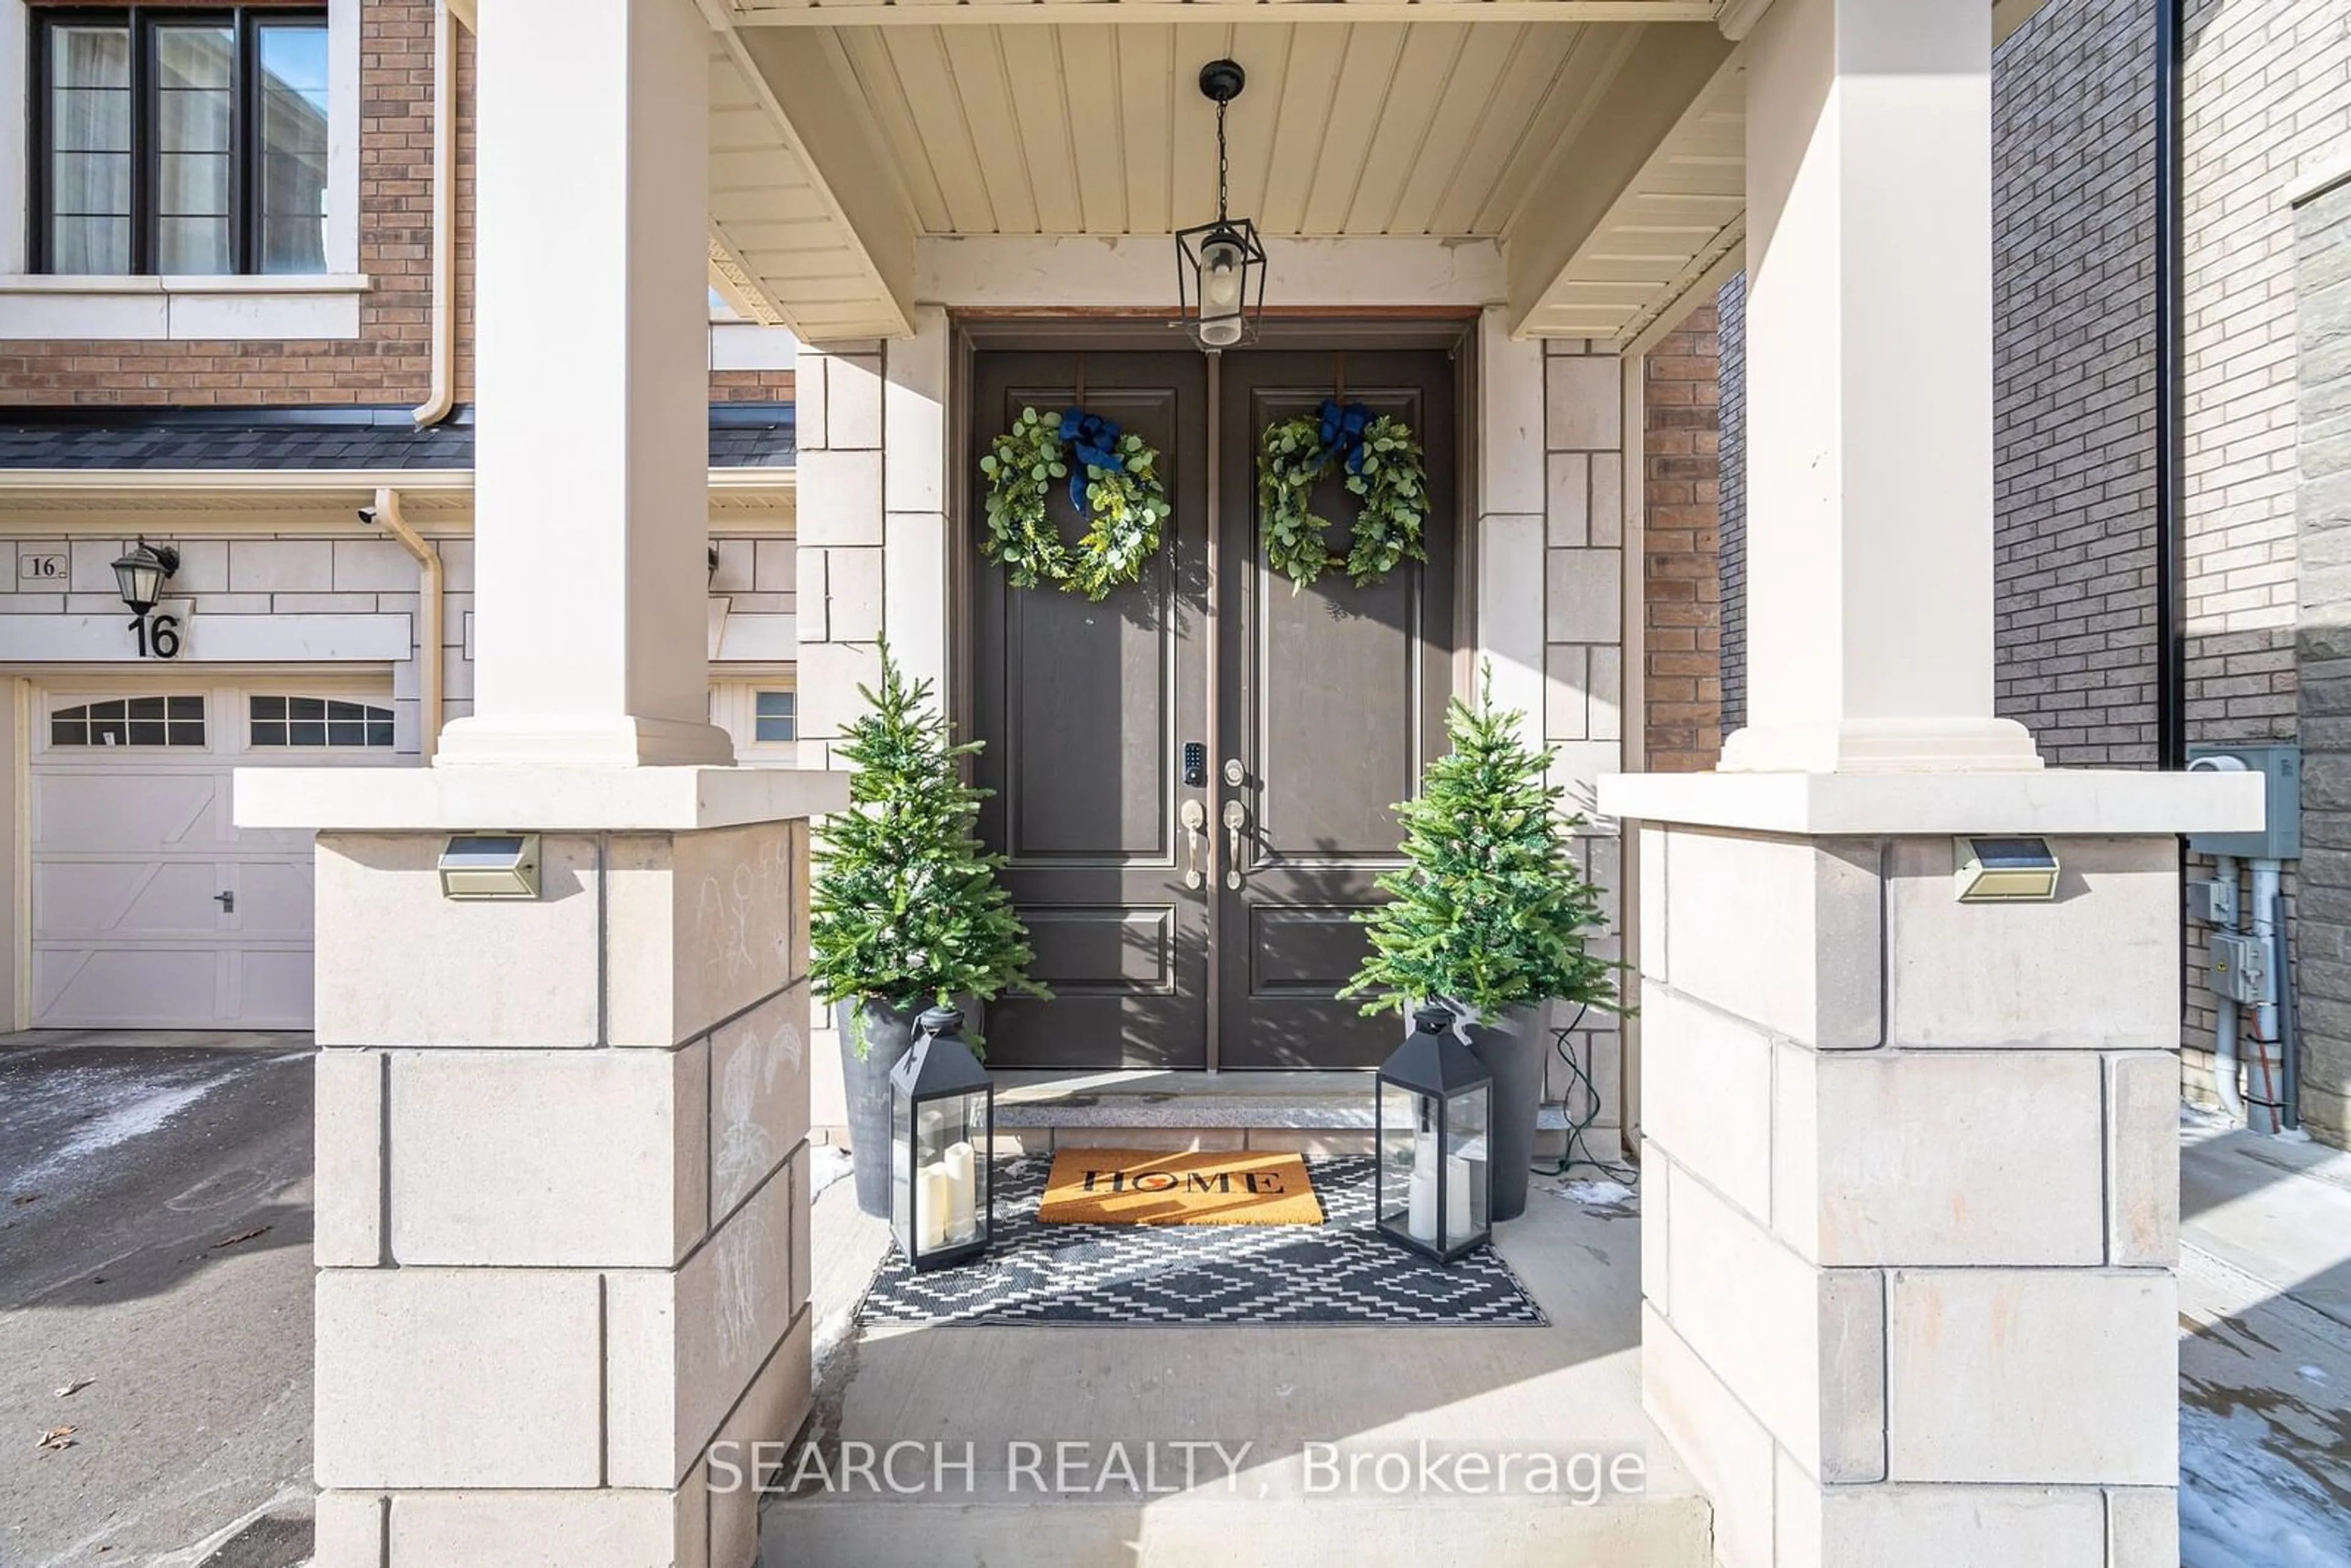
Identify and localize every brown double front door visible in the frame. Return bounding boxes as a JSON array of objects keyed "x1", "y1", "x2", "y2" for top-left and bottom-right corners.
[{"x1": 969, "y1": 342, "x2": 1458, "y2": 1070}]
